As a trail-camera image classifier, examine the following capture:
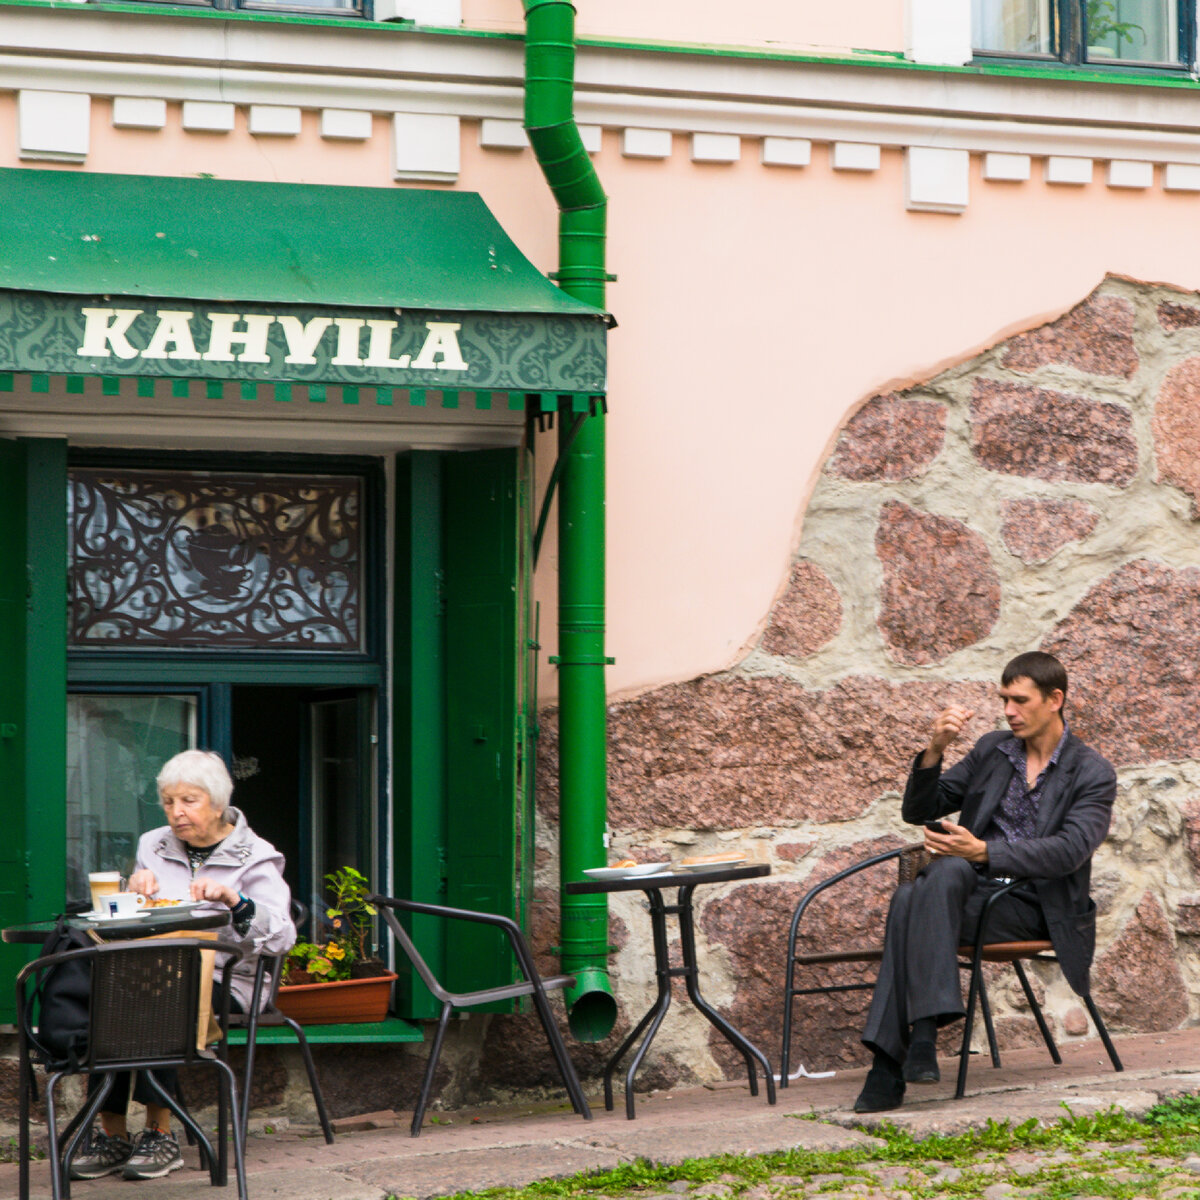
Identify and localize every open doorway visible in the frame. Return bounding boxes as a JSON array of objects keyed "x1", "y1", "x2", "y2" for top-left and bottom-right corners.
[{"x1": 231, "y1": 685, "x2": 376, "y2": 927}]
